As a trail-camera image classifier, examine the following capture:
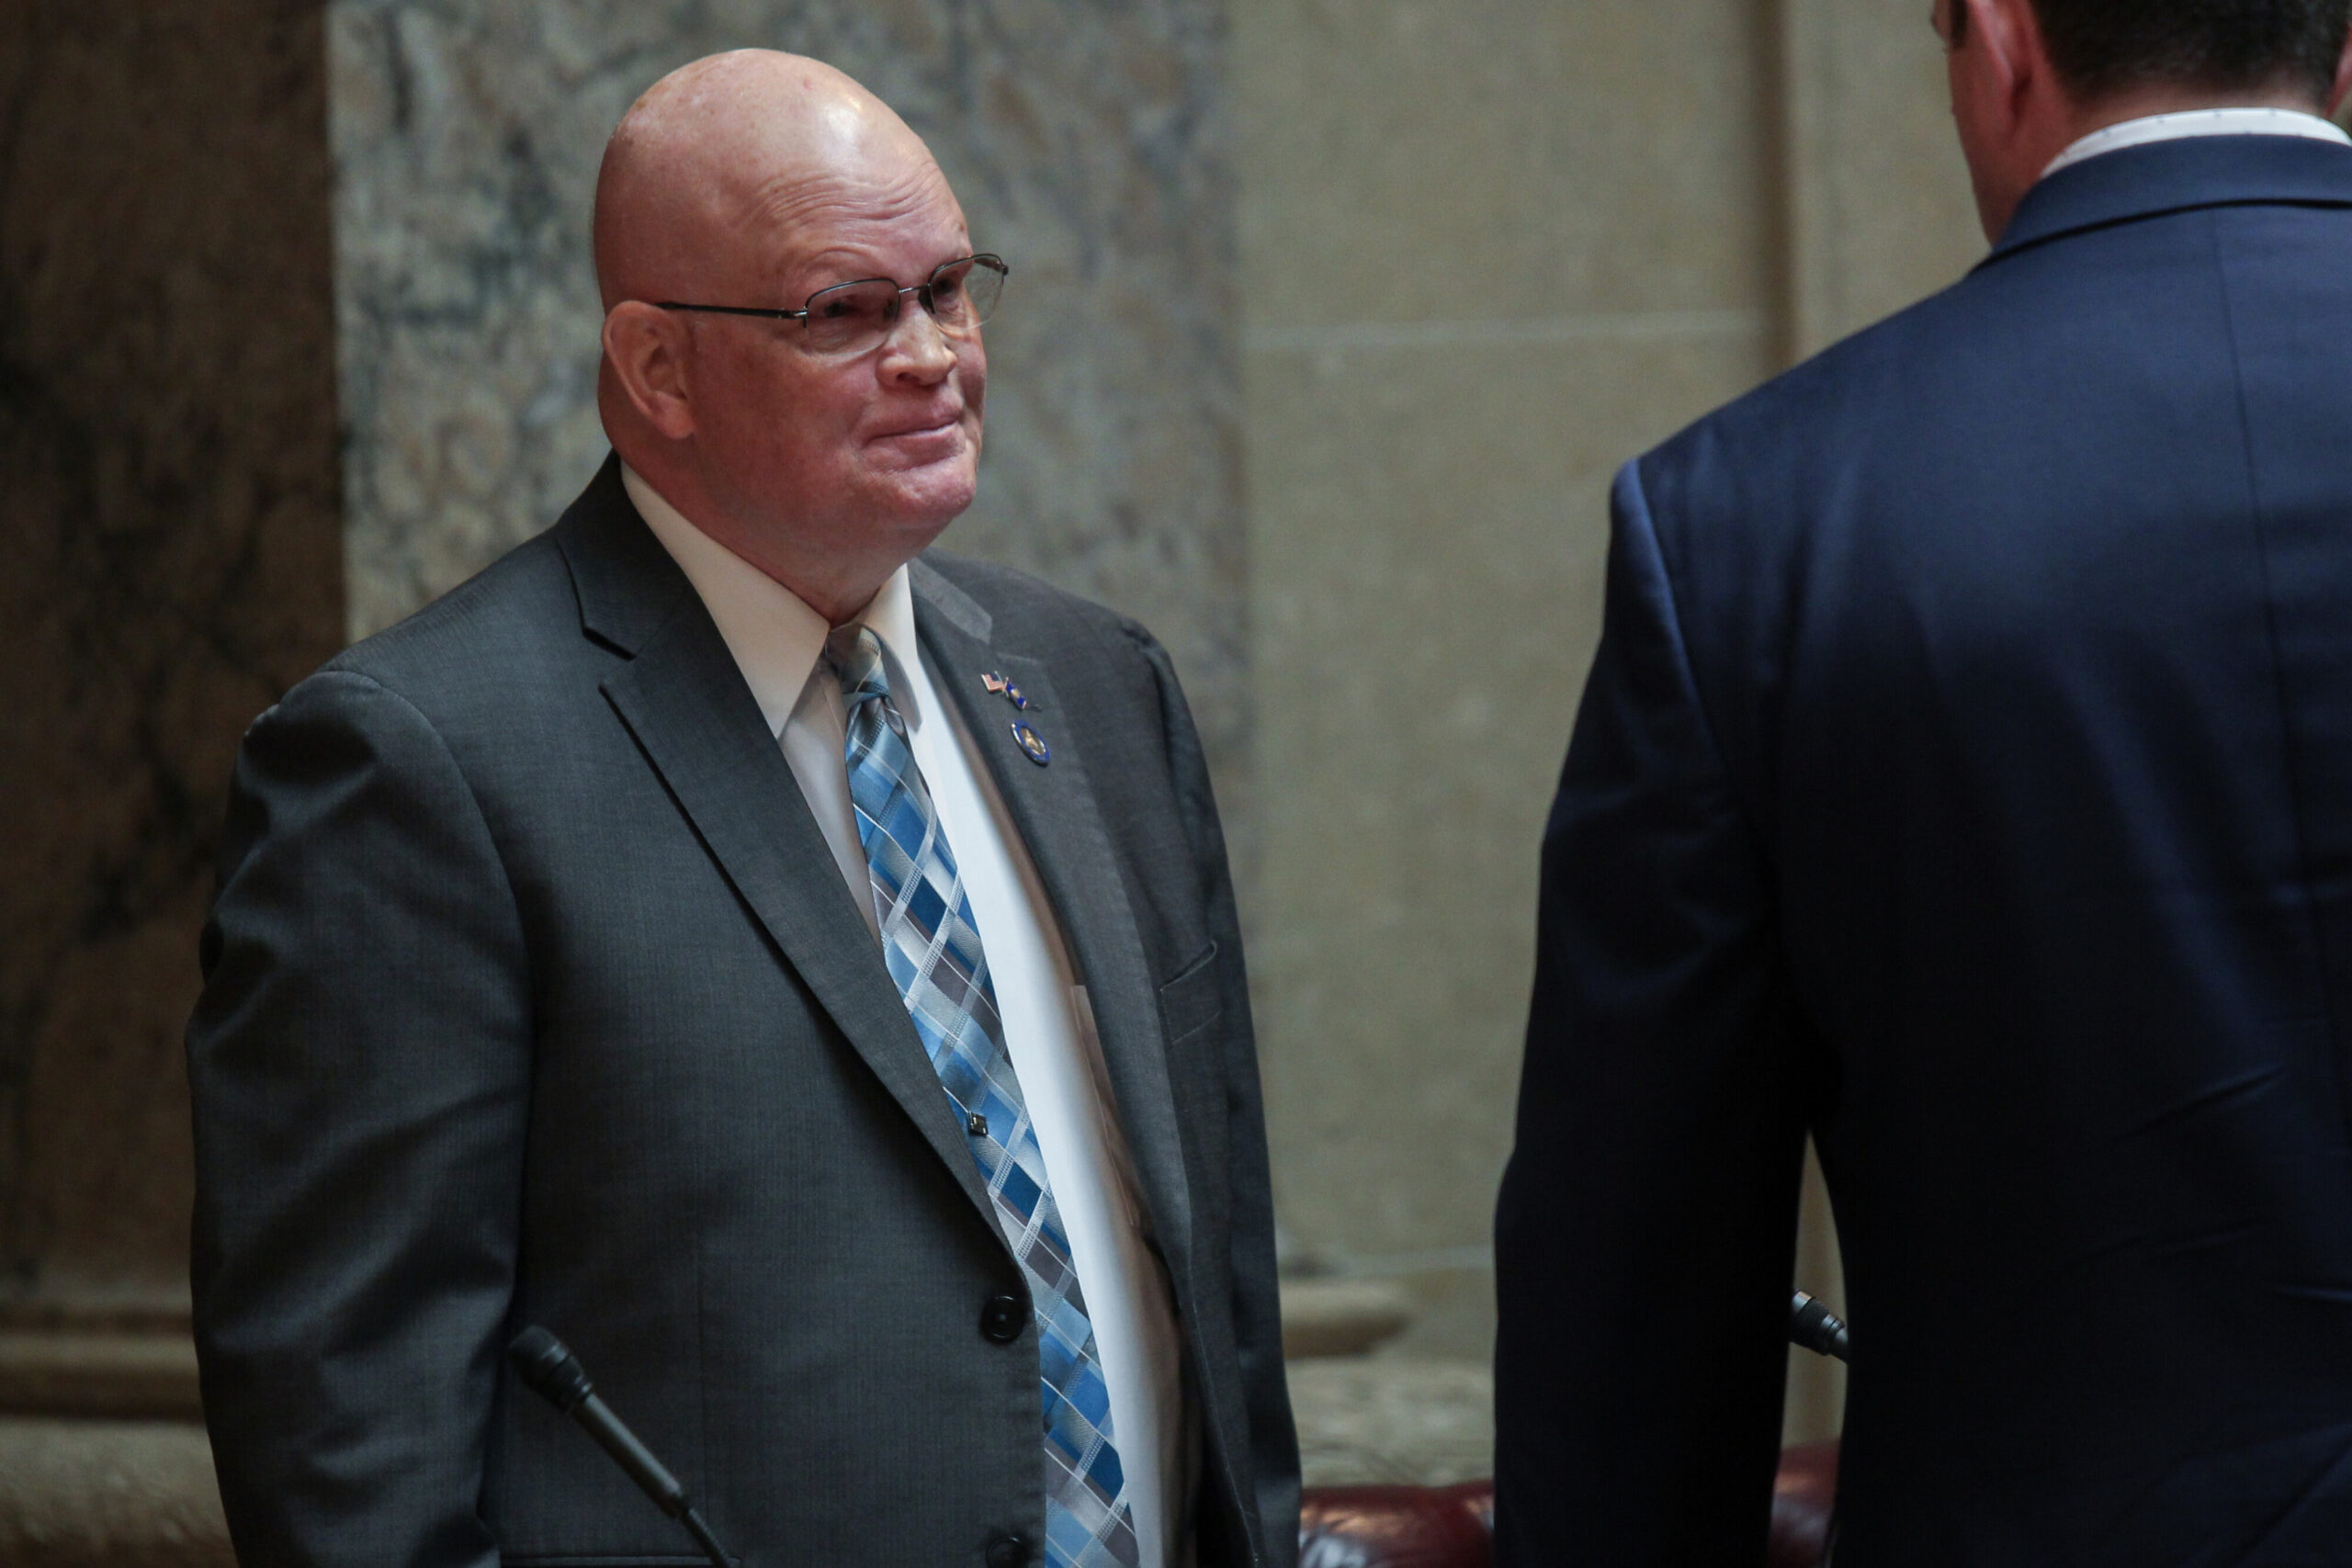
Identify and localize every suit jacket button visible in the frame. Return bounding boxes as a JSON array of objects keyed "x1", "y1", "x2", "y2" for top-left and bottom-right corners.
[
  {"x1": 985, "y1": 1534, "x2": 1034, "y2": 1568},
  {"x1": 979, "y1": 1295, "x2": 1025, "y2": 1343}
]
